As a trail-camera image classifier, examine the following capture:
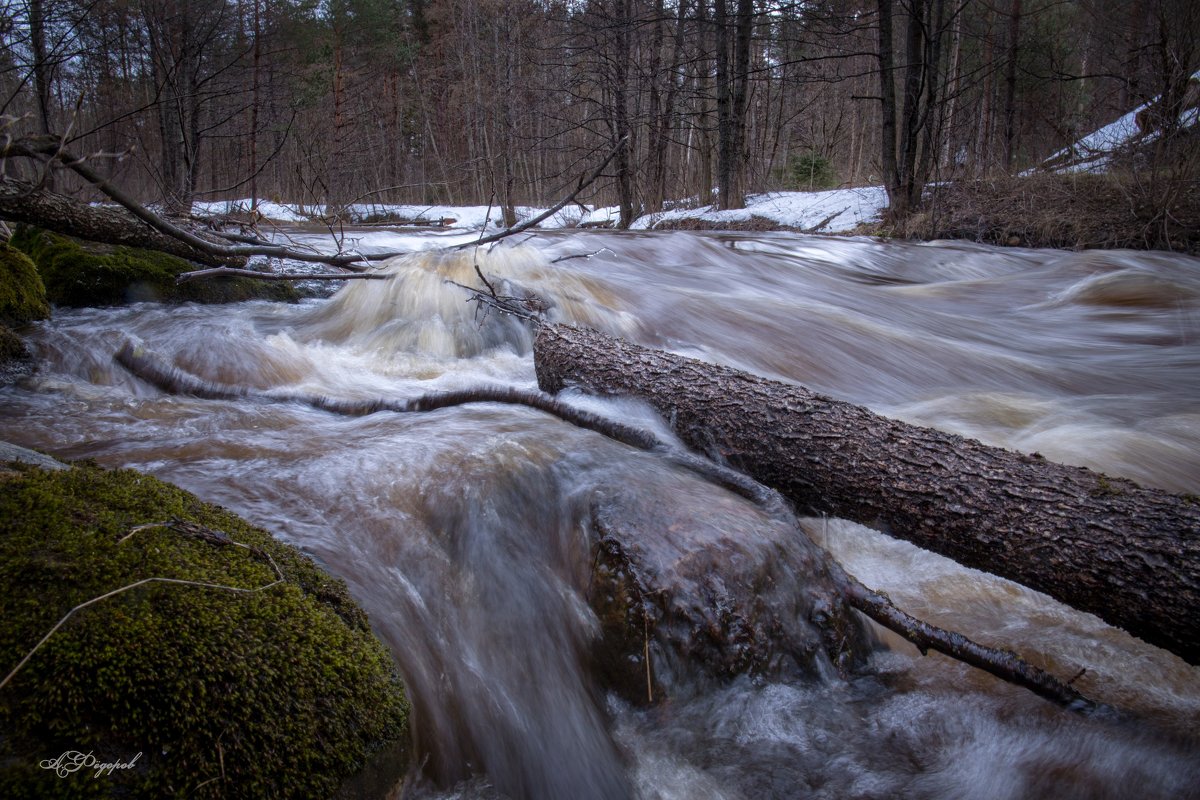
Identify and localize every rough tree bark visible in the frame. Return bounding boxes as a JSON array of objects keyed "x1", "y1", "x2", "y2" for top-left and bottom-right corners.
[{"x1": 533, "y1": 323, "x2": 1200, "y2": 666}]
